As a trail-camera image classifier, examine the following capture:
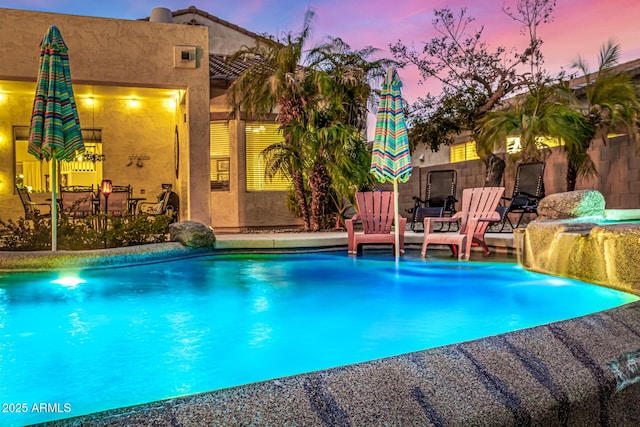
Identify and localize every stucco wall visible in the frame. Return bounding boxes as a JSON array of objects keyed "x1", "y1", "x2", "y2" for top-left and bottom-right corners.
[
  {"x1": 209, "y1": 101, "x2": 300, "y2": 231},
  {"x1": 0, "y1": 8, "x2": 210, "y2": 224},
  {"x1": 173, "y1": 13, "x2": 258, "y2": 55}
]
